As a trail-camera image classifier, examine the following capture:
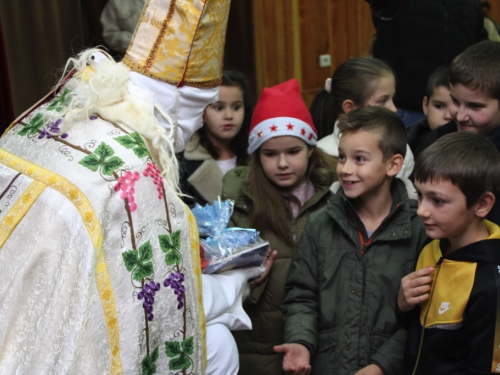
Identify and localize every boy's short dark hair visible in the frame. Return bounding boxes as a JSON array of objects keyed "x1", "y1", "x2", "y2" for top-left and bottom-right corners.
[
  {"x1": 337, "y1": 106, "x2": 407, "y2": 161},
  {"x1": 414, "y1": 132, "x2": 500, "y2": 207},
  {"x1": 449, "y1": 40, "x2": 500, "y2": 102},
  {"x1": 426, "y1": 65, "x2": 449, "y2": 99}
]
